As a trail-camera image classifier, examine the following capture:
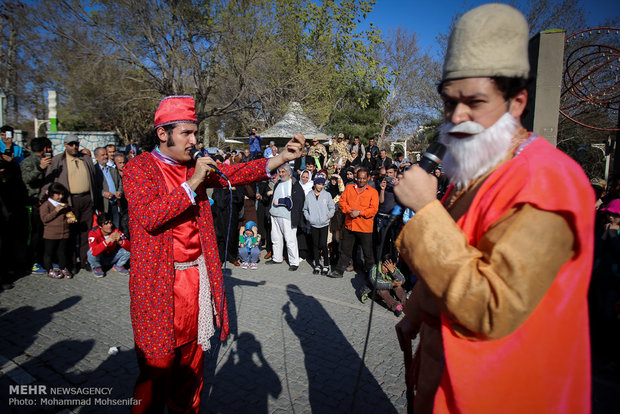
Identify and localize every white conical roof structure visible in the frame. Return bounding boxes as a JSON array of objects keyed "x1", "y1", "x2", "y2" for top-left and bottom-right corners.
[{"x1": 260, "y1": 102, "x2": 329, "y2": 141}]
